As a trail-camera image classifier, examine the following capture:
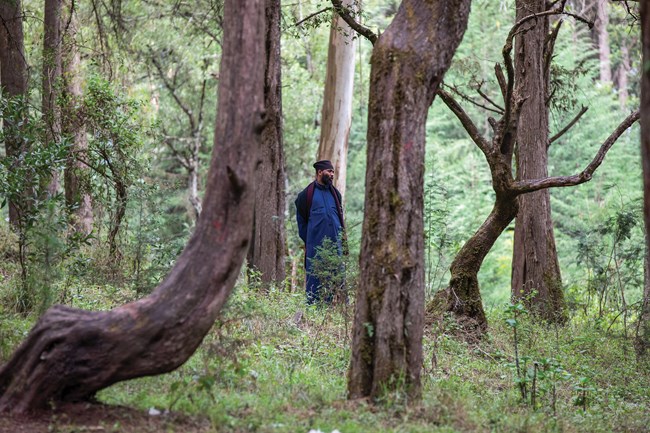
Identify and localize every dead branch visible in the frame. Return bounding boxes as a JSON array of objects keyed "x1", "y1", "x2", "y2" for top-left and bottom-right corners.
[
  {"x1": 437, "y1": 88, "x2": 492, "y2": 156},
  {"x1": 475, "y1": 83, "x2": 505, "y2": 113},
  {"x1": 512, "y1": 110, "x2": 640, "y2": 194},
  {"x1": 549, "y1": 106, "x2": 589, "y2": 145},
  {"x1": 445, "y1": 84, "x2": 503, "y2": 115},
  {"x1": 330, "y1": 0, "x2": 377, "y2": 45}
]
